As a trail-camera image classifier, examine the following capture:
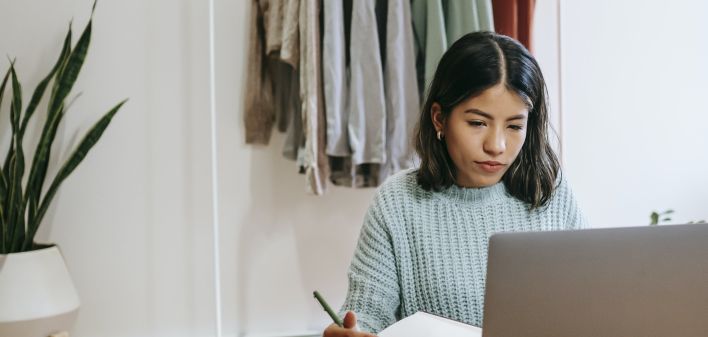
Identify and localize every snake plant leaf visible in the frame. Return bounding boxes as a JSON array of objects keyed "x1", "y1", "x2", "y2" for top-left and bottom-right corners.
[
  {"x1": 2, "y1": 154, "x2": 16, "y2": 253},
  {"x1": 23, "y1": 28, "x2": 72, "y2": 226},
  {"x1": 0, "y1": 66, "x2": 9, "y2": 124},
  {"x1": 2, "y1": 60, "x2": 17, "y2": 183},
  {"x1": 20, "y1": 26, "x2": 72, "y2": 137},
  {"x1": 26, "y1": 20, "x2": 89, "y2": 226},
  {"x1": 0, "y1": 67, "x2": 8, "y2": 251},
  {"x1": 47, "y1": 18, "x2": 90, "y2": 122},
  {"x1": 26, "y1": 99, "x2": 125, "y2": 250},
  {"x1": 25, "y1": 196, "x2": 38, "y2": 250},
  {"x1": 7, "y1": 65, "x2": 26, "y2": 252},
  {"x1": 10, "y1": 66, "x2": 22, "y2": 128},
  {"x1": 50, "y1": 24, "x2": 73, "y2": 104},
  {"x1": 0, "y1": 62, "x2": 11, "y2": 113},
  {"x1": 25, "y1": 106, "x2": 64, "y2": 230},
  {"x1": 4, "y1": 1, "x2": 119, "y2": 253},
  {"x1": 0, "y1": 205, "x2": 4, "y2": 252},
  {"x1": 0, "y1": 67, "x2": 10, "y2": 204}
]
